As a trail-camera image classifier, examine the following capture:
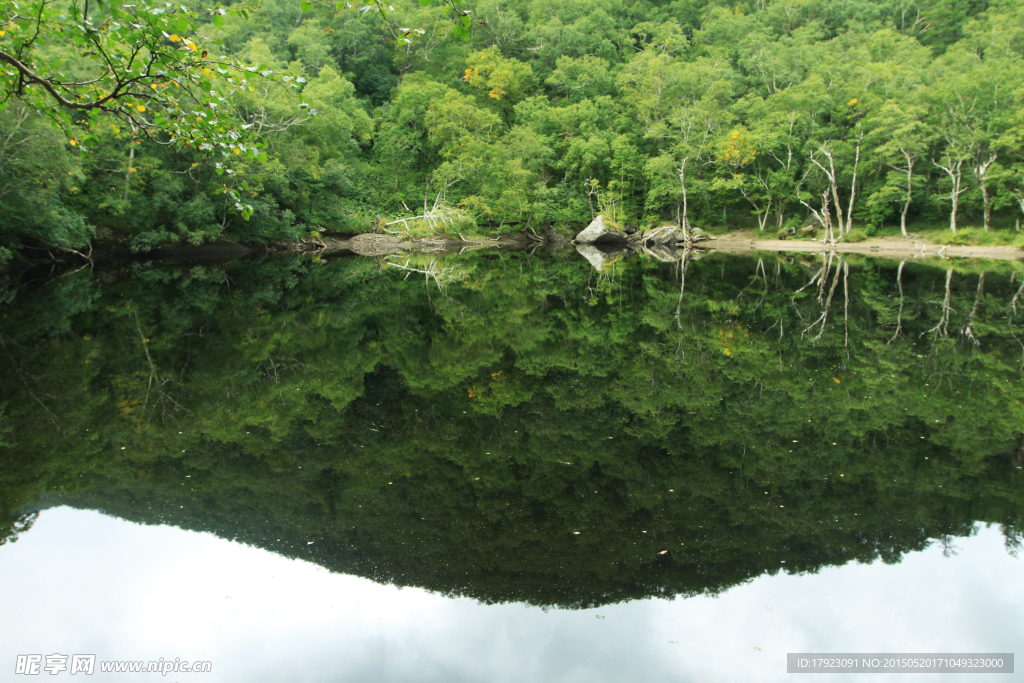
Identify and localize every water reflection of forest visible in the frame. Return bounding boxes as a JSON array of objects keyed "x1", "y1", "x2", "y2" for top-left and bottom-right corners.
[{"x1": 2, "y1": 251, "x2": 1023, "y2": 607}]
